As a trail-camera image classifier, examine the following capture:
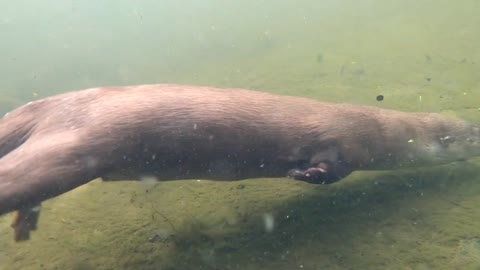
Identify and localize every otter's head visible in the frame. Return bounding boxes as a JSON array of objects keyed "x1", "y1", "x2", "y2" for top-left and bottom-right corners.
[{"x1": 411, "y1": 114, "x2": 480, "y2": 166}]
